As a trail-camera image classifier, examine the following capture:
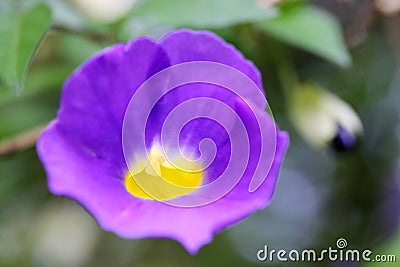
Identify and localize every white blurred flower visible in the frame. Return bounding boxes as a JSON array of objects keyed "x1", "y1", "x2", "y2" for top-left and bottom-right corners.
[
  {"x1": 375, "y1": 0, "x2": 400, "y2": 16},
  {"x1": 256, "y1": 0, "x2": 282, "y2": 9},
  {"x1": 289, "y1": 83, "x2": 363, "y2": 150},
  {"x1": 70, "y1": 0, "x2": 137, "y2": 23},
  {"x1": 31, "y1": 201, "x2": 99, "y2": 267}
]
